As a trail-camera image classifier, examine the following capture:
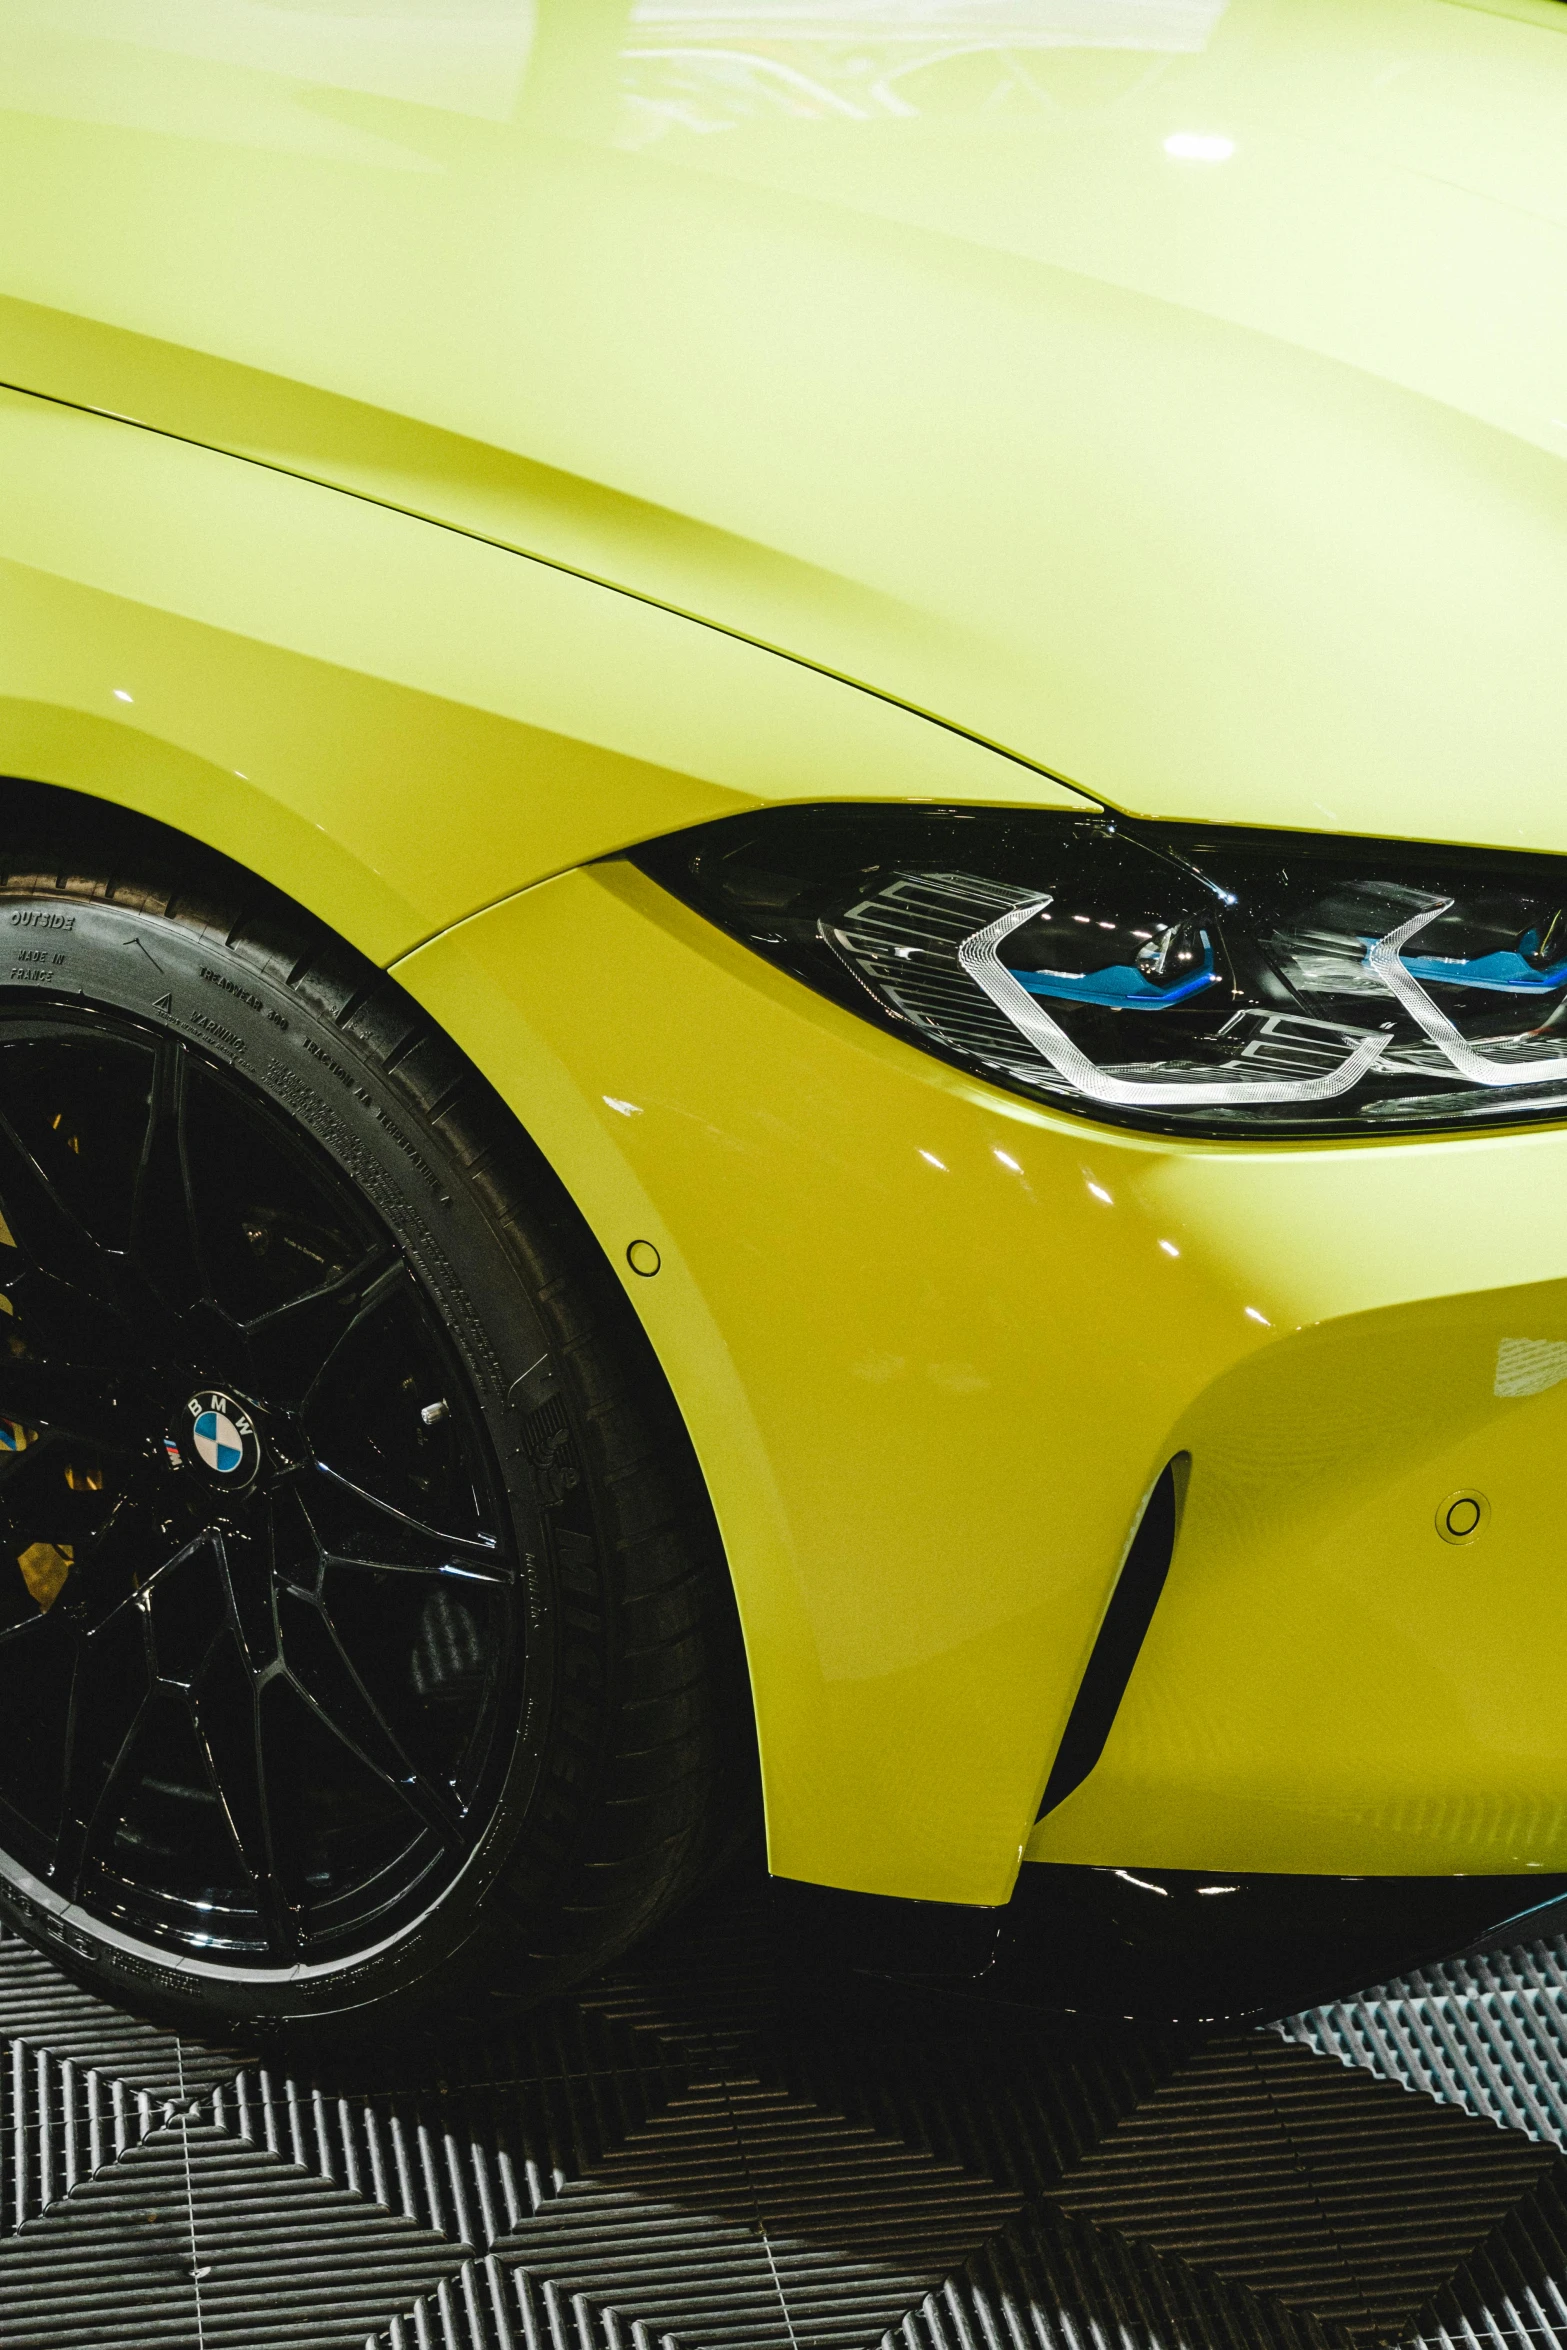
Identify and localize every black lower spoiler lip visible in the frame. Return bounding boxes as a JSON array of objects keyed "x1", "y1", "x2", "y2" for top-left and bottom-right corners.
[{"x1": 770, "y1": 1865, "x2": 1567, "y2": 2025}]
